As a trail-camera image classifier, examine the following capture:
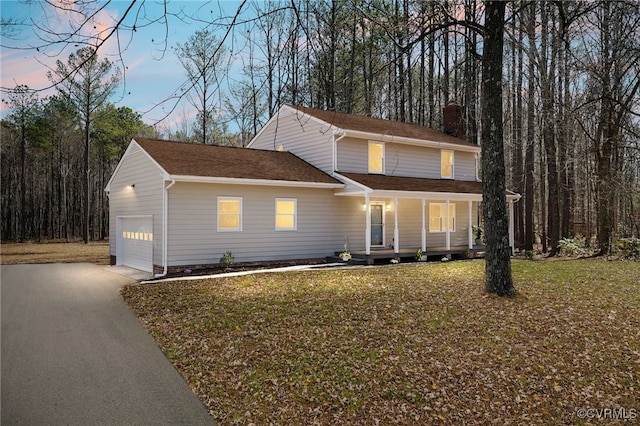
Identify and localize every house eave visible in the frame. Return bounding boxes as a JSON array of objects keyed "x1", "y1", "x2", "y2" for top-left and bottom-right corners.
[
  {"x1": 337, "y1": 129, "x2": 481, "y2": 153},
  {"x1": 335, "y1": 189, "x2": 484, "y2": 201},
  {"x1": 169, "y1": 175, "x2": 344, "y2": 189}
]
